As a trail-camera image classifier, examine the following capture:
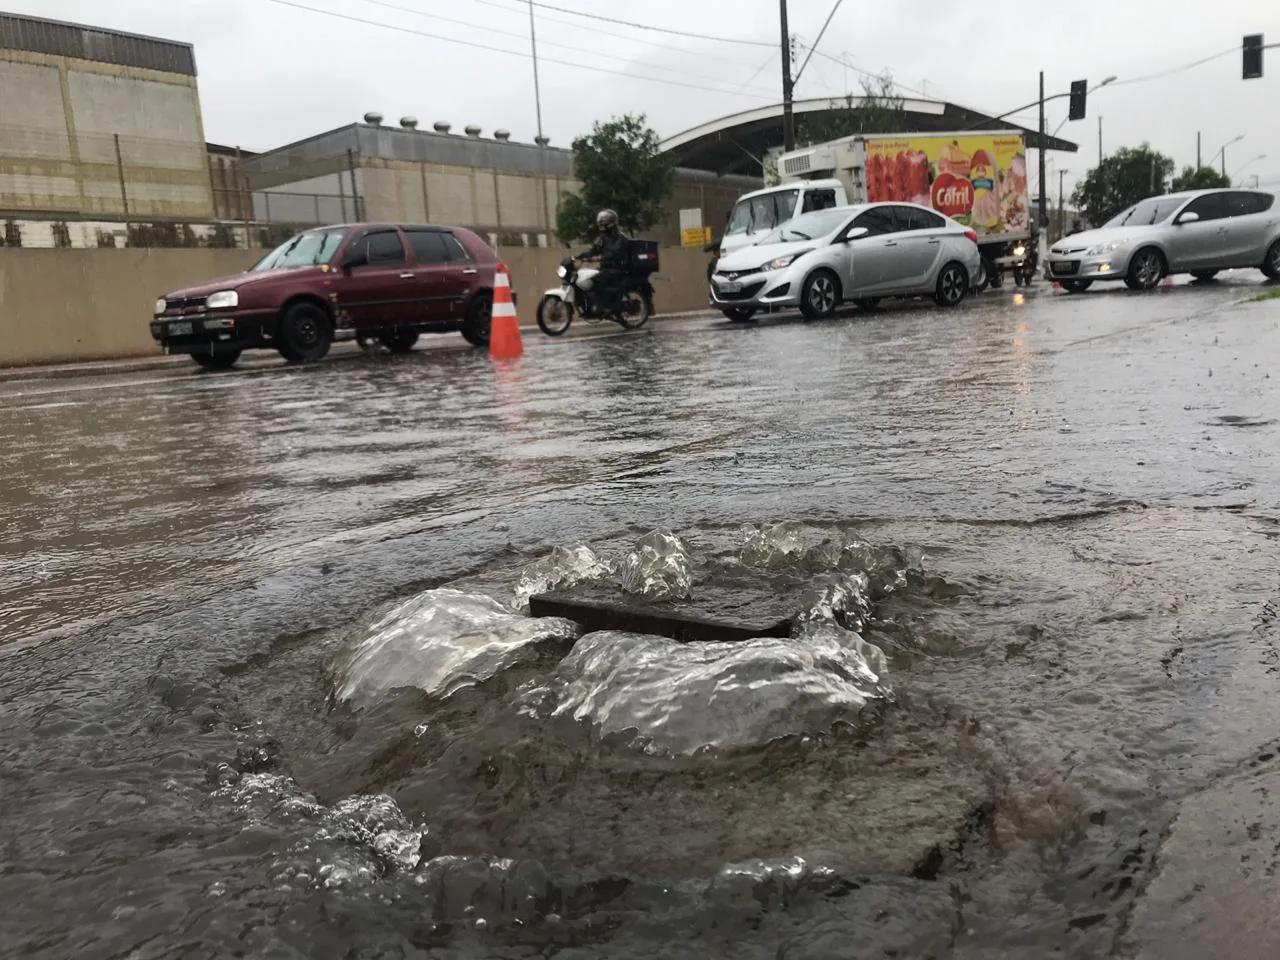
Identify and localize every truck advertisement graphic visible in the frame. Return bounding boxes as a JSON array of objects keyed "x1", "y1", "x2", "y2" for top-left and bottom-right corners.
[{"x1": 865, "y1": 134, "x2": 1029, "y2": 238}]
